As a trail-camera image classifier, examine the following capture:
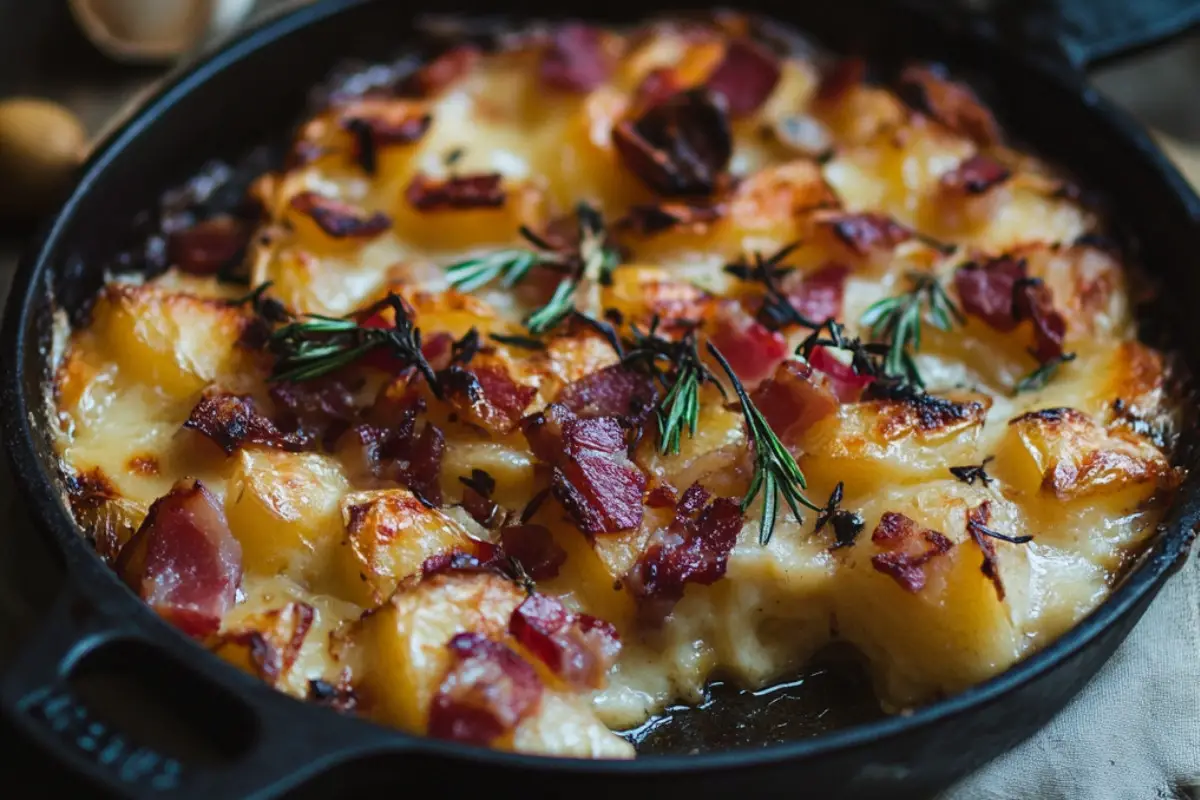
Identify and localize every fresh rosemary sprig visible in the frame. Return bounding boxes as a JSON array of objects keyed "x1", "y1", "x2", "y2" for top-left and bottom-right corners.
[
  {"x1": 622, "y1": 319, "x2": 726, "y2": 455},
  {"x1": 444, "y1": 203, "x2": 621, "y2": 335},
  {"x1": 267, "y1": 292, "x2": 440, "y2": 394},
  {"x1": 706, "y1": 342, "x2": 822, "y2": 545},
  {"x1": 859, "y1": 272, "x2": 964, "y2": 388},
  {"x1": 1013, "y1": 352, "x2": 1077, "y2": 394}
]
